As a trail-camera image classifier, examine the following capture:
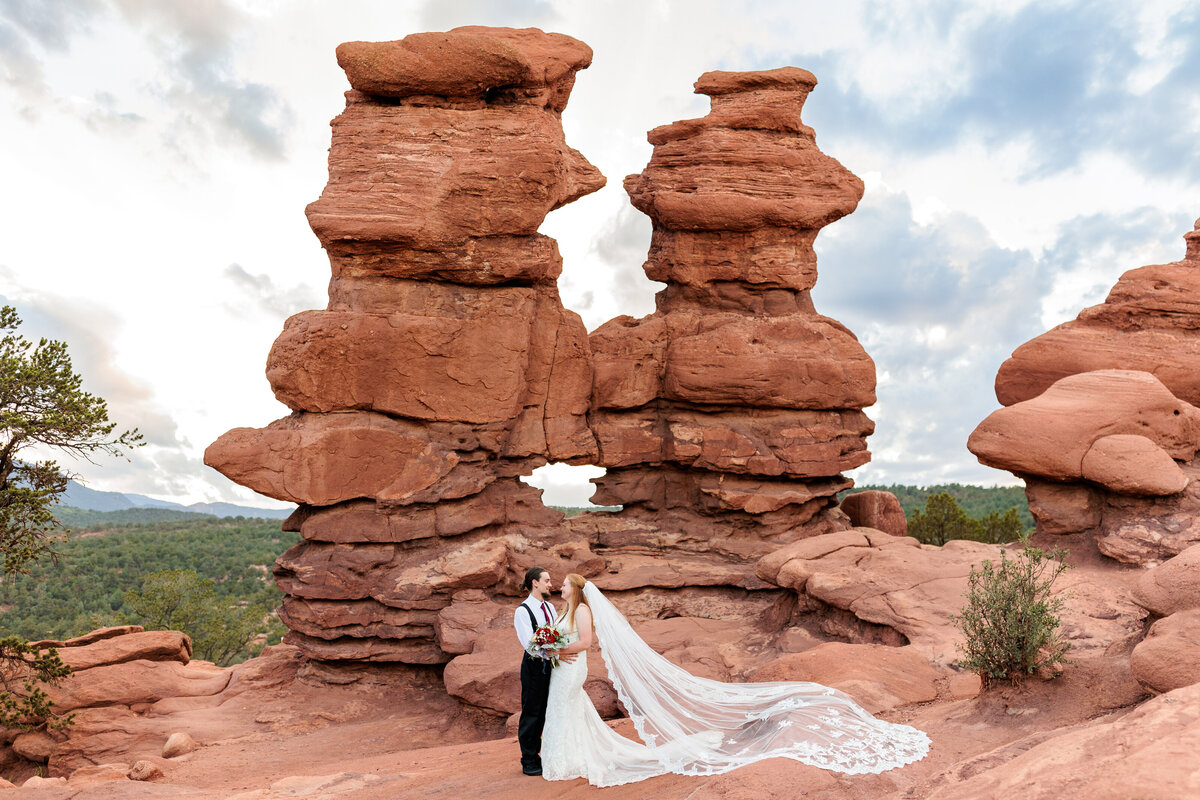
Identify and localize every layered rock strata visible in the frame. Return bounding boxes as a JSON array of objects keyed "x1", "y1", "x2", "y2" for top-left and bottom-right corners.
[
  {"x1": 584, "y1": 67, "x2": 874, "y2": 592},
  {"x1": 970, "y1": 220, "x2": 1200, "y2": 563},
  {"x1": 206, "y1": 27, "x2": 606, "y2": 662}
]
